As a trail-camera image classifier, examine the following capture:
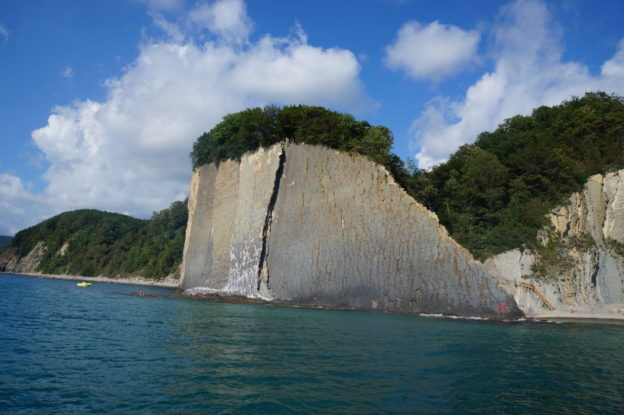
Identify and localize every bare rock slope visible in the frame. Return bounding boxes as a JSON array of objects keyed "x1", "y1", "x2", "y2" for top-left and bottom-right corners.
[
  {"x1": 181, "y1": 144, "x2": 519, "y2": 318},
  {"x1": 0, "y1": 242, "x2": 46, "y2": 274},
  {"x1": 486, "y1": 172, "x2": 624, "y2": 315}
]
